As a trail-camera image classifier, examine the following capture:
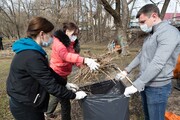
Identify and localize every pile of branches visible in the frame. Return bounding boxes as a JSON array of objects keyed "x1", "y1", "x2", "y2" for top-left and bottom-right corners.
[{"x1": 72, "y1": 50, "x2": 120, "y2": 85}]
